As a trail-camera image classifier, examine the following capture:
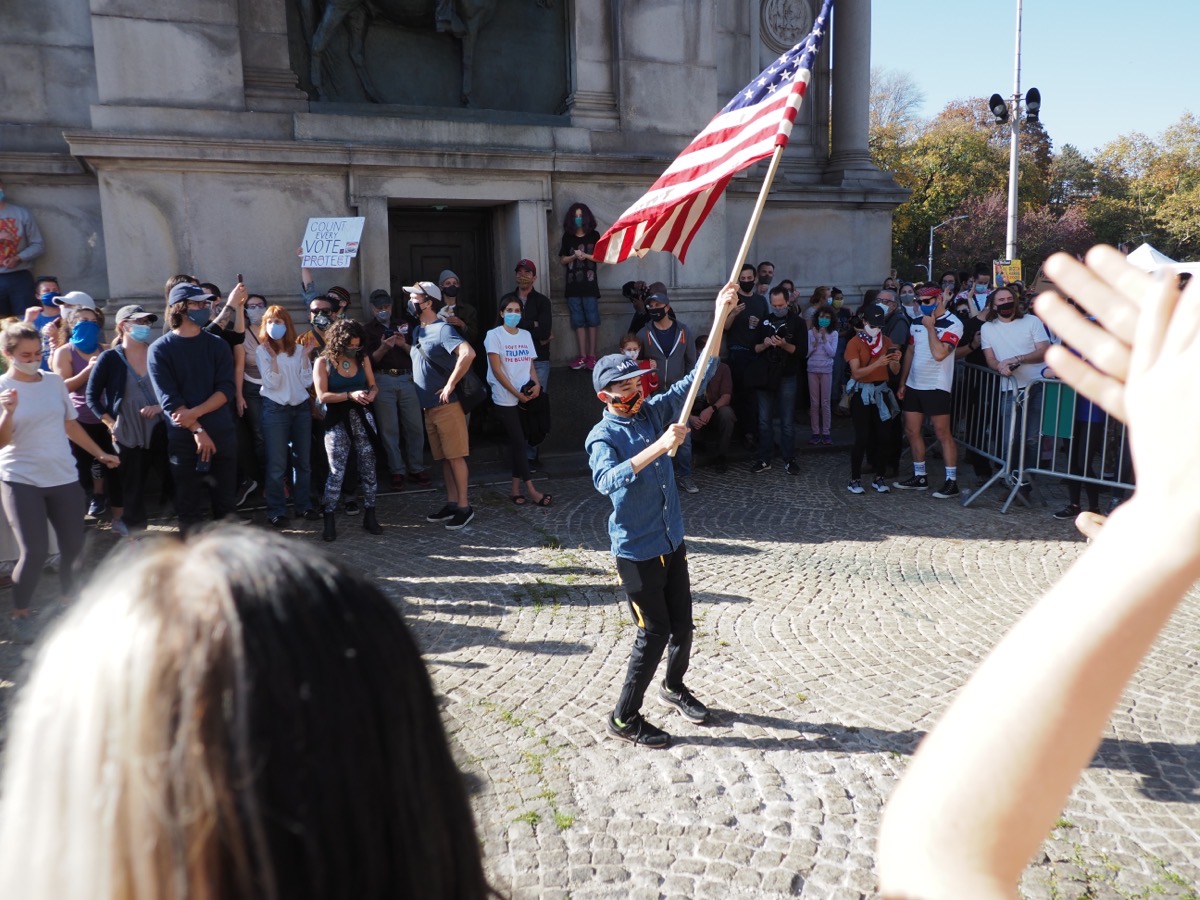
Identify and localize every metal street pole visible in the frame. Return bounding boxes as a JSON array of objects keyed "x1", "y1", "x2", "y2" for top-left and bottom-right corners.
[
  {"x1": 929, "y1": 216, "x2": 969, "y2": 285},
  {"x1": 1005, "y1": 0, "x2": 1023, "y2": 261}
]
